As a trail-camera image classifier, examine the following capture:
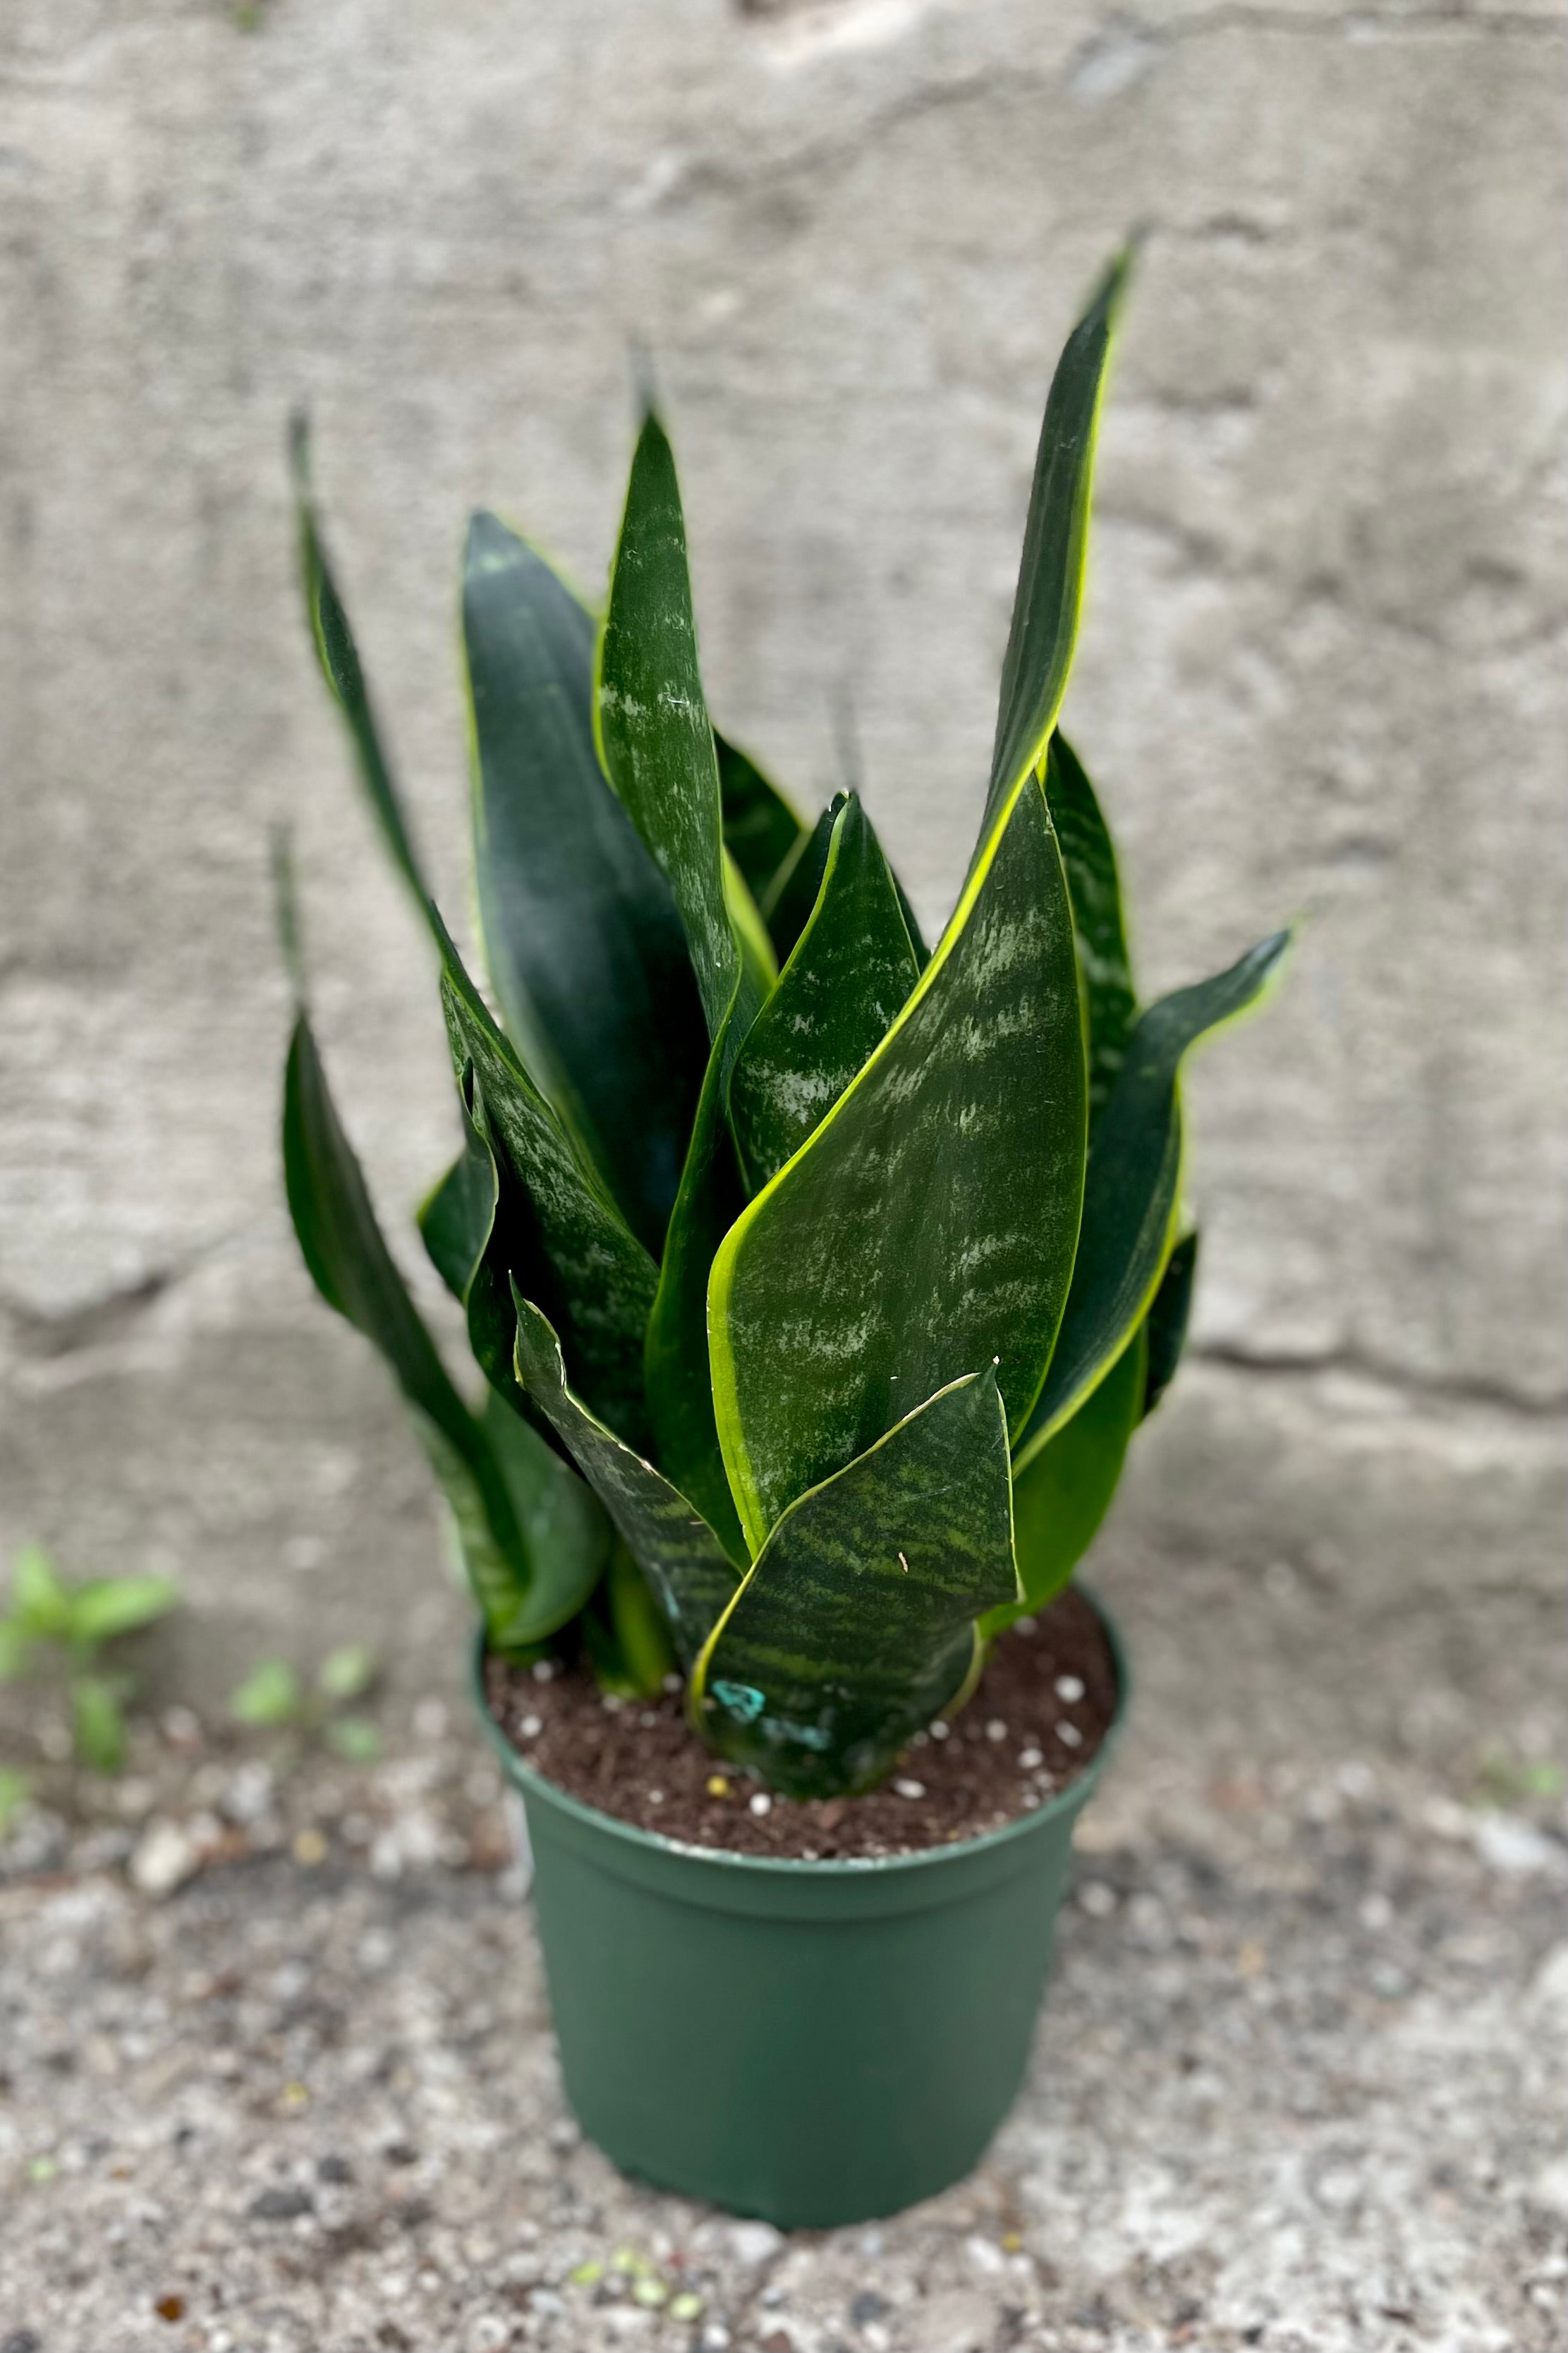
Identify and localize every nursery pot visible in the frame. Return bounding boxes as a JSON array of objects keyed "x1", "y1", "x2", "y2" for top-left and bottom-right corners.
[{"x1": 473, "y1": 1596, "x2": 1126, "y2": 2230}]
